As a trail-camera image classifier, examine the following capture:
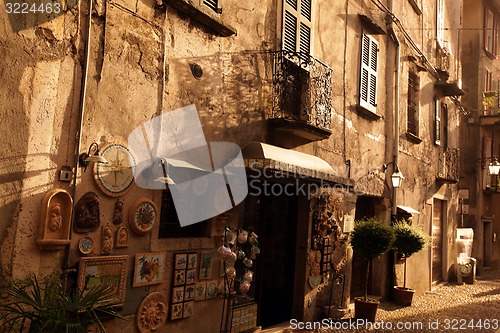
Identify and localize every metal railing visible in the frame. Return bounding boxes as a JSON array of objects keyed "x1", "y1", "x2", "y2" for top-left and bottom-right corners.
[
  {"x1": 271, "y1": 50, "x2": 333, "y2": 131},
  {"x1": 437, "y1": 147, "x2": 460, "y2": 182}
]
